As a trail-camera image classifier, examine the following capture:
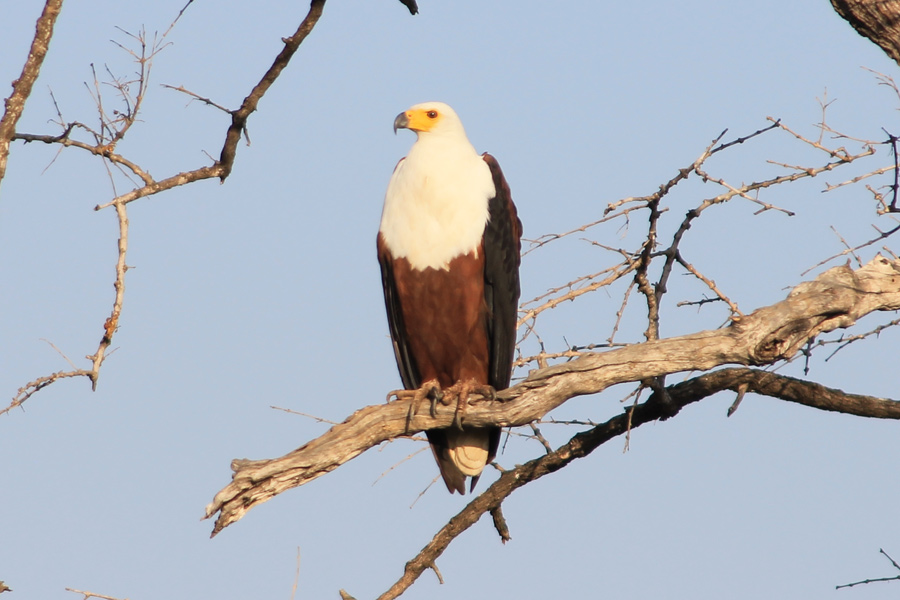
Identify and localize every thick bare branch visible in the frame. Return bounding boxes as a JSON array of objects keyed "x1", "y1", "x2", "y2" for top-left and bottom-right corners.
[
  {"x1": 216, "y1": 0, "x2": 325, "y2": 181},
  {"x1": 831, "y1": 0, "x2": 900, "y2": 67},
  {"x1": 88, "y1": 198, "x2": 129, "y2": 389},
  {"x1": 663, "y1": 367, "x2": 900, "y2": 419},
  {"x1": 0, "y1": 0, "x2": 64, "y2": 188},
  {"x1": 205, "y1": 255, "x2": 900, "y2": 536}
]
